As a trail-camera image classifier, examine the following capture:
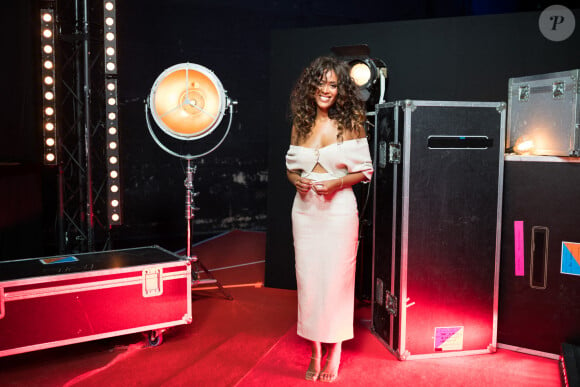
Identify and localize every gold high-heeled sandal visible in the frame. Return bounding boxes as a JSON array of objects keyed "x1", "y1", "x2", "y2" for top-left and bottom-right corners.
[
  {"x1": 319, "y1": 368, "x2": 338, "y2": 383},
  {"x1": 320, "y1": 357, "x2": 339, "y2": 382},
  {"x1": 305, "y1": 356, "x2": 321, "y2": 381}
]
